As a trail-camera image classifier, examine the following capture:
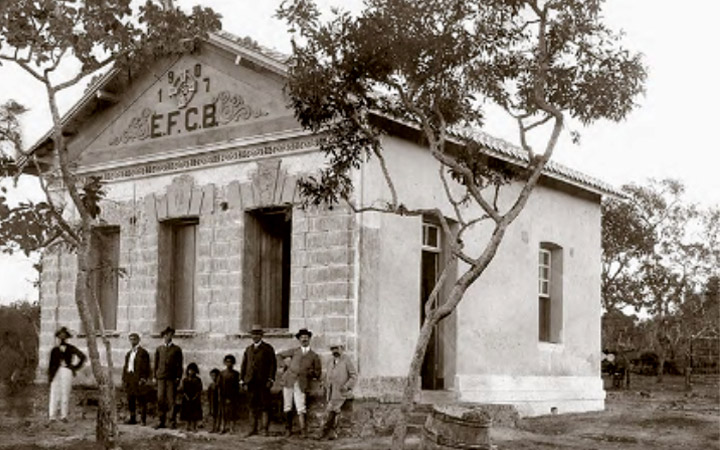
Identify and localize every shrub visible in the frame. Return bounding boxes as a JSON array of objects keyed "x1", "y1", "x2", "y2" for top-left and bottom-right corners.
[{"x1": 0, "y1": 301, "x2": 40, "y2": 391}]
